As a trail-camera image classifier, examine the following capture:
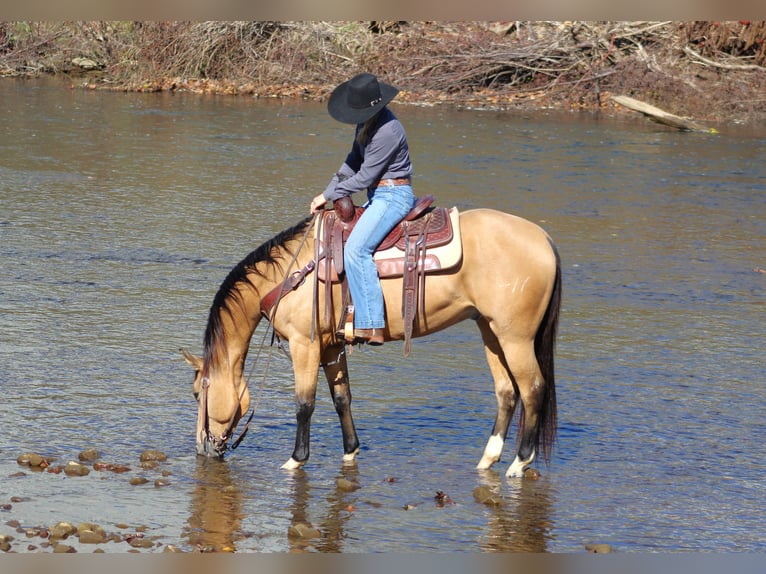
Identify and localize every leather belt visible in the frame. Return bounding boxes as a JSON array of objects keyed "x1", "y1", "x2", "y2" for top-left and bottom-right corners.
[{"x1": 375, "y1": 177, "x2": 411, "y2": 188}]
